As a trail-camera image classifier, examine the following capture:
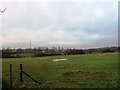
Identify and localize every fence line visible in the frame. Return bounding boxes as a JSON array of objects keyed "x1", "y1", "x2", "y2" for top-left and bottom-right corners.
[
  {"x1": 8, "y1": 64, "x2": 40, "y2": 88},
  {"x1": 19, "y1": 64, "x2": 40, "y2": 84}
]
